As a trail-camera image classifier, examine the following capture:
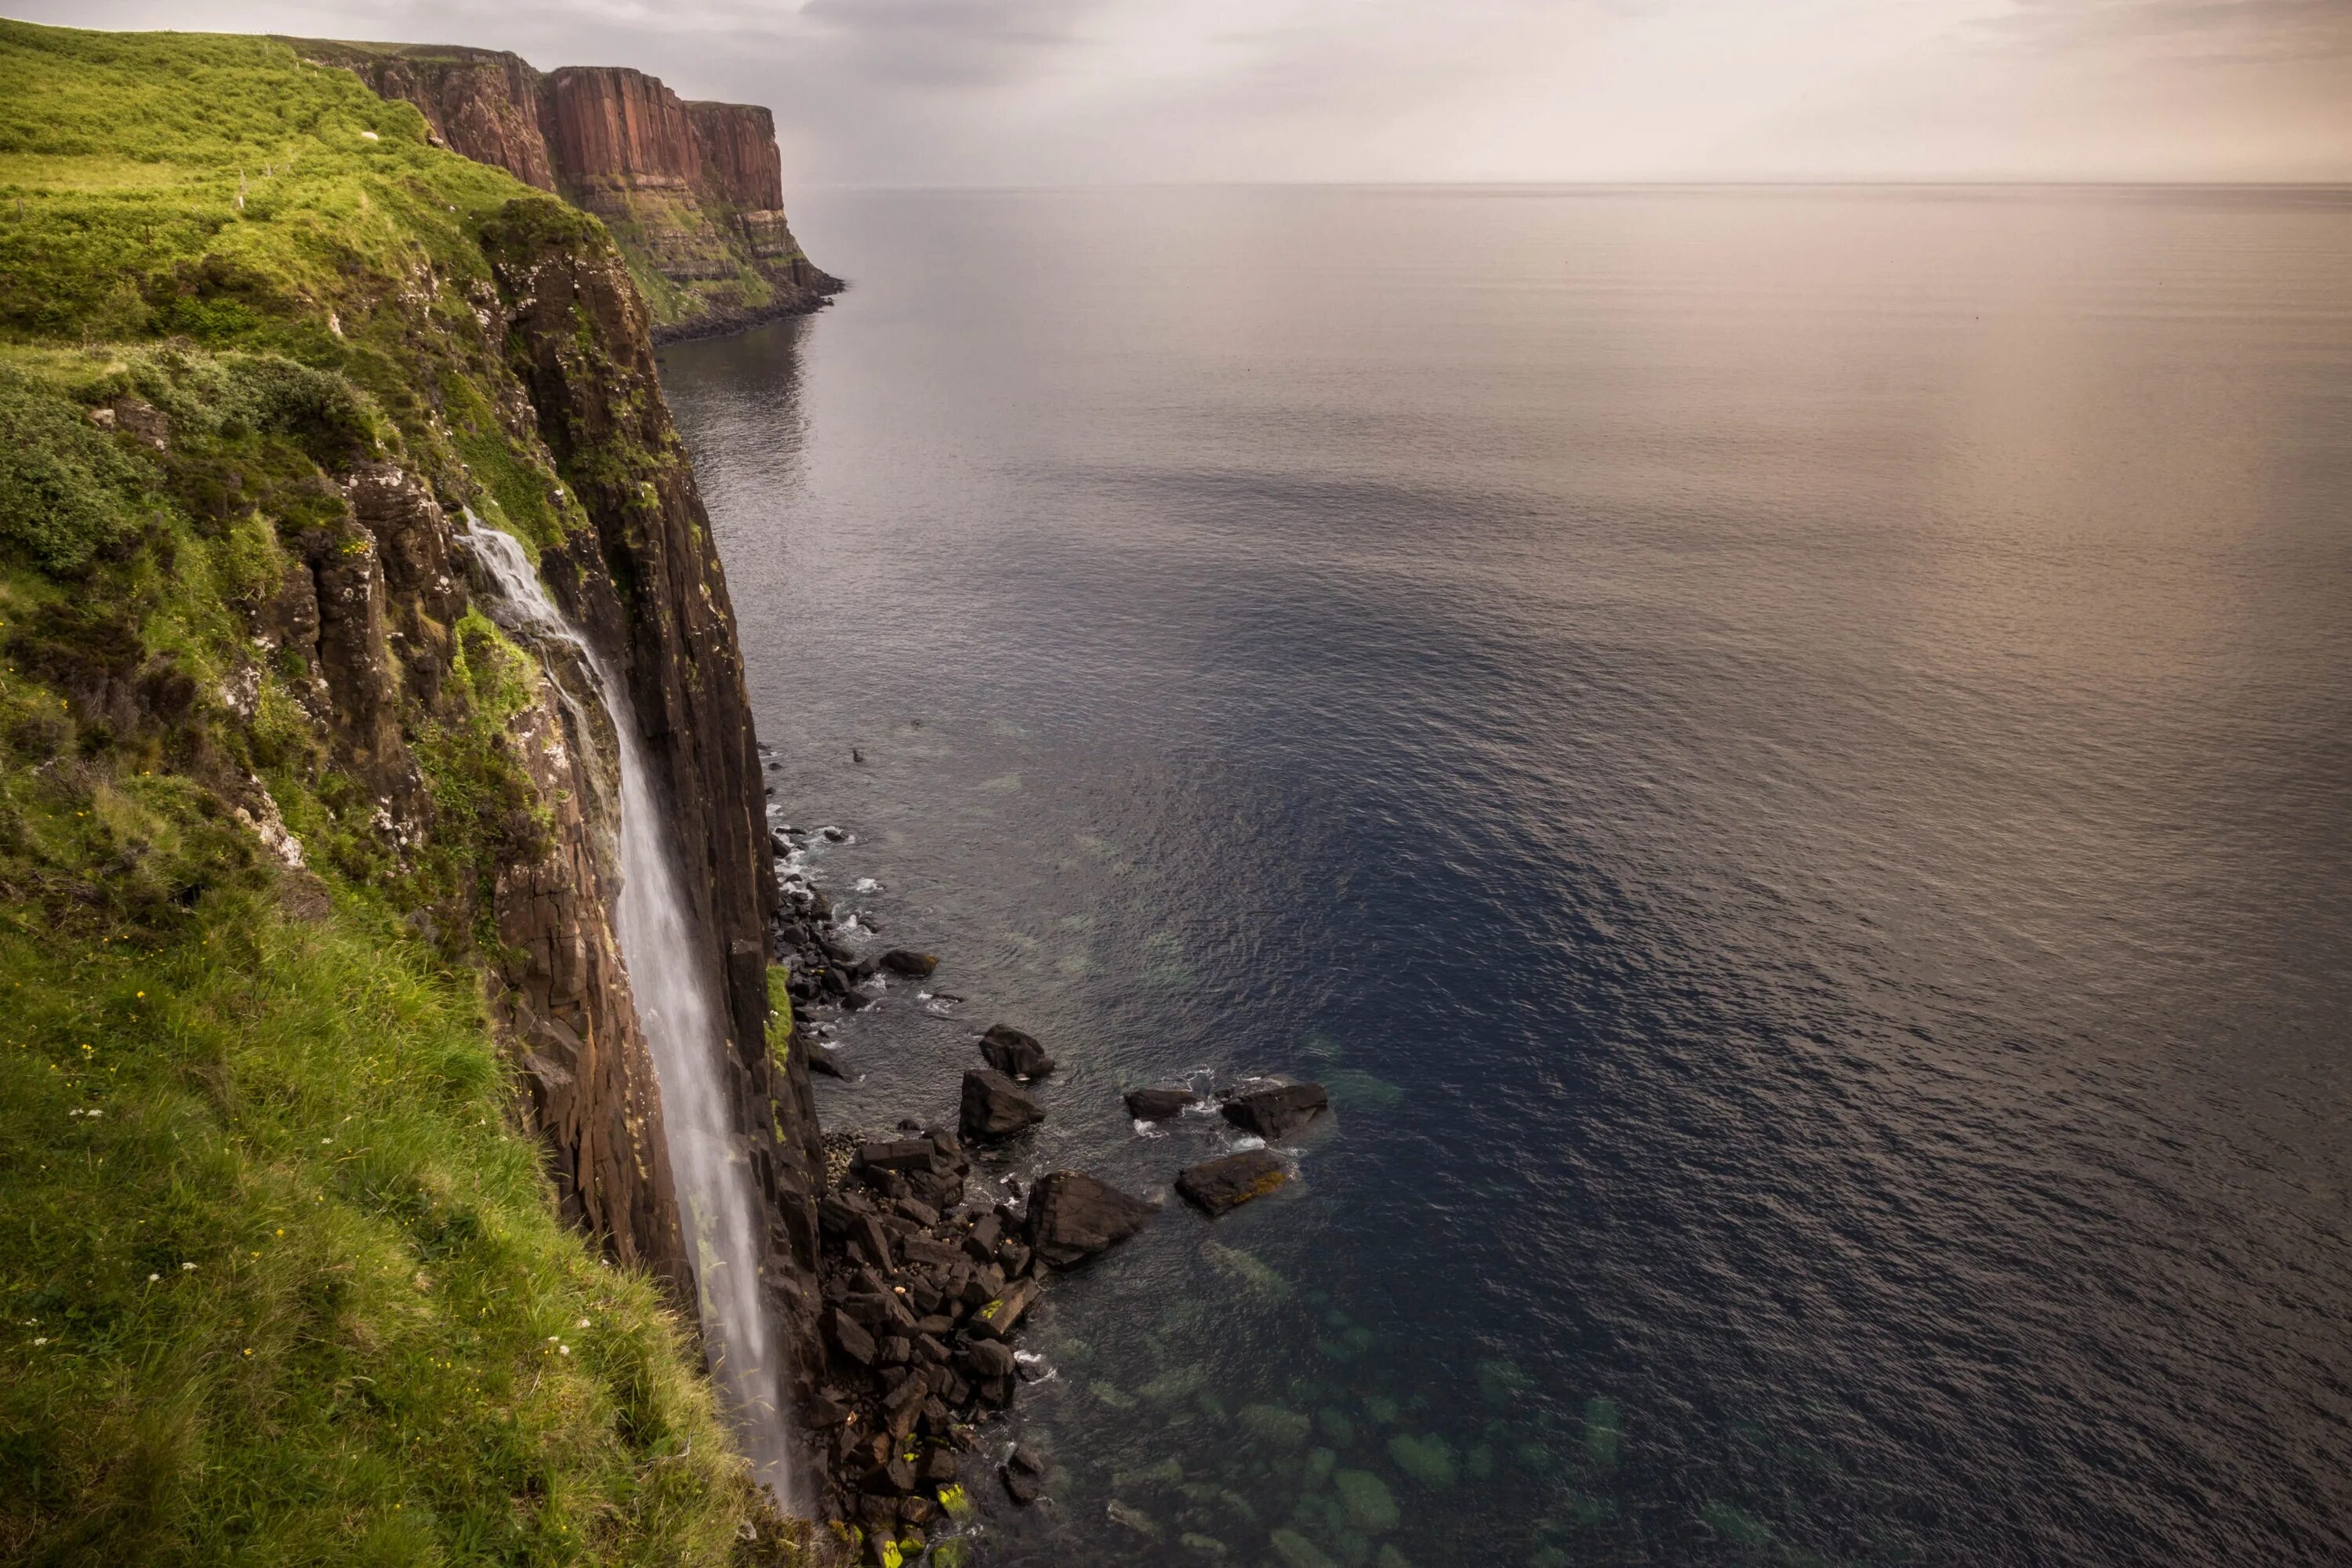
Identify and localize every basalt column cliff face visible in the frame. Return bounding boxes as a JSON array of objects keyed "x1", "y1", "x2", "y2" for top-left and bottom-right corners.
[{"x1": 287, "y1": 40, "x2": 841, "y2": 340}]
